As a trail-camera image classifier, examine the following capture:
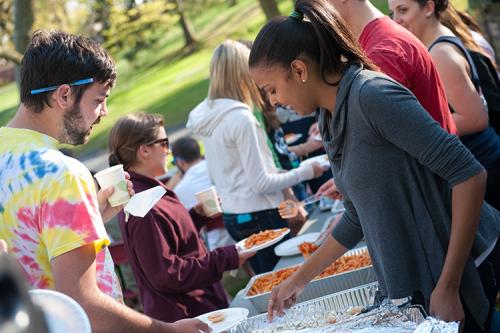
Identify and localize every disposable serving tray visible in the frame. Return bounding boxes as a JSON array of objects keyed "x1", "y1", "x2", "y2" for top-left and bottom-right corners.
[{"x1": 242, "y1": 247, "x2": 377, "y2": 313}]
